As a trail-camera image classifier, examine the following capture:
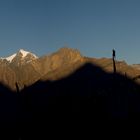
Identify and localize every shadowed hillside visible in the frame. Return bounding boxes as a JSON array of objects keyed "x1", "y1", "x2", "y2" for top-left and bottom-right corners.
[
  {"x1": 18, "y1": 62, "x2": 140, "y2": 139},
  {"x1": 0, "y1": 83, "x2": 19, "y2": 139},
  {"x1": 0, "y1": 62, "x2": 140, "y2": 139}
]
